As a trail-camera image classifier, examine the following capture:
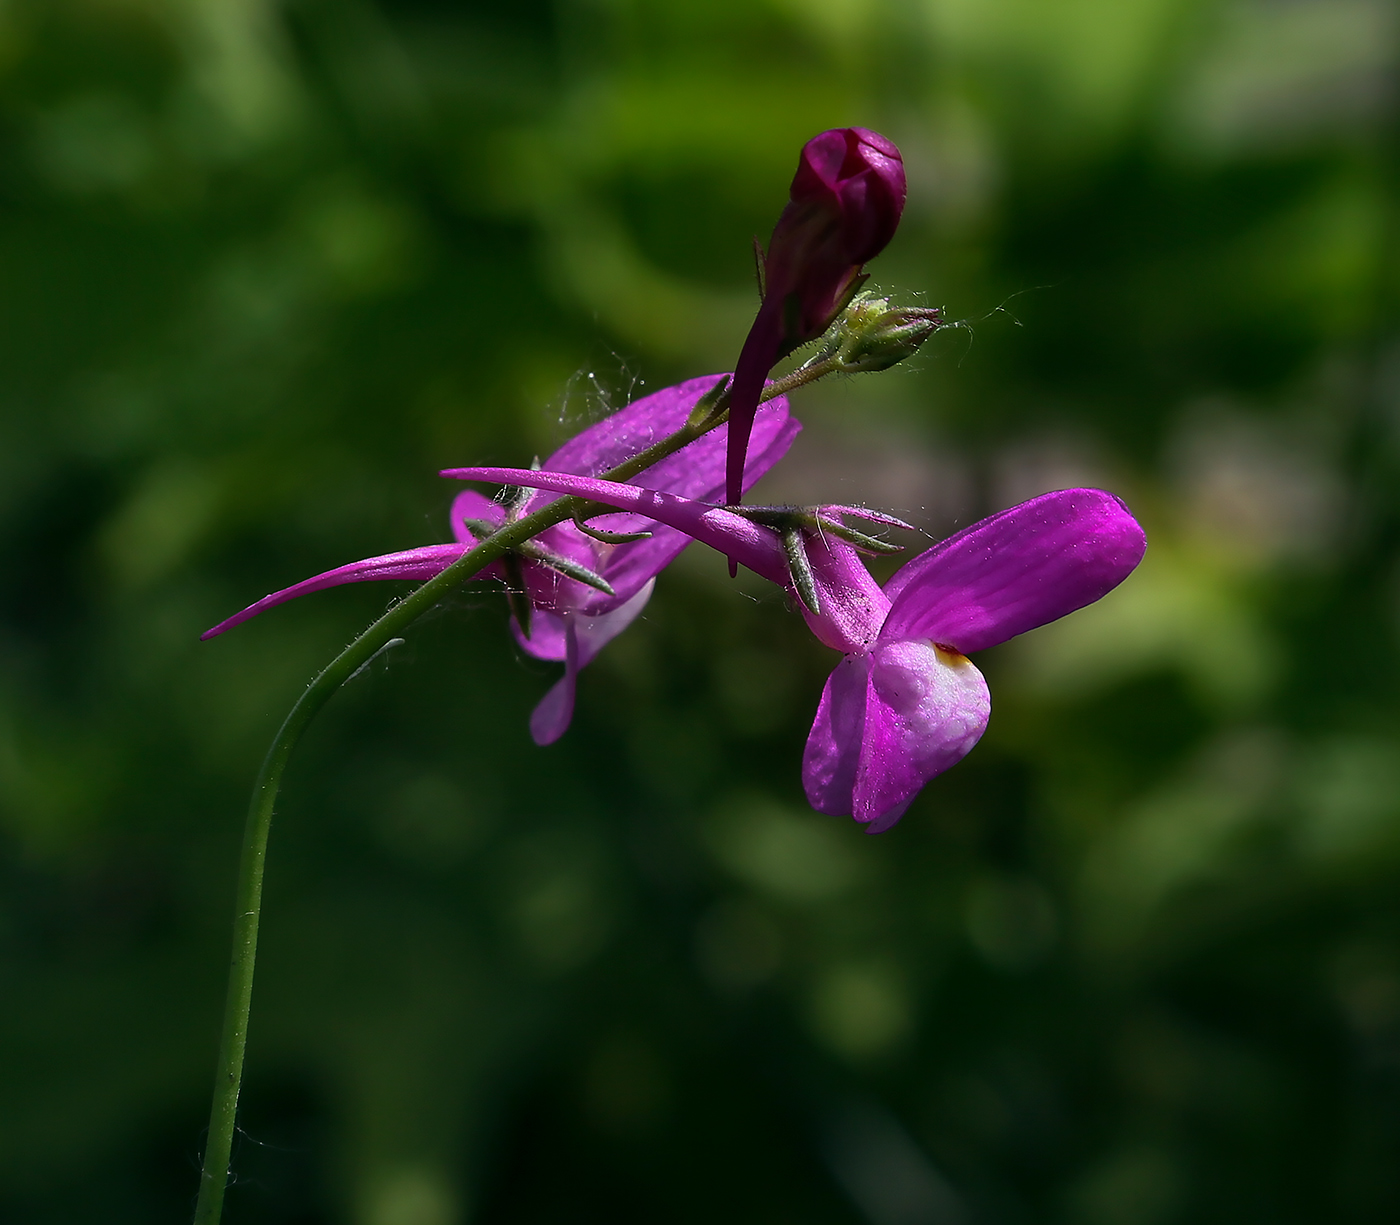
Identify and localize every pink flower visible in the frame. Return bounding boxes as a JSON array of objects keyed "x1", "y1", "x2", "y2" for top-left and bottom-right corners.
[
  {"x1": 726, "y1": 128, "x2": 906, "y2": 505},
  {"x1": 441, "y1": 467, "x2": 1145, "y2": 831},
  {"x1": 799, "y1": 491, "x2": 1145, "y2": 831},
  {"x1": 202, "y1": 374, "x2": 800, "y2": 745}
]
